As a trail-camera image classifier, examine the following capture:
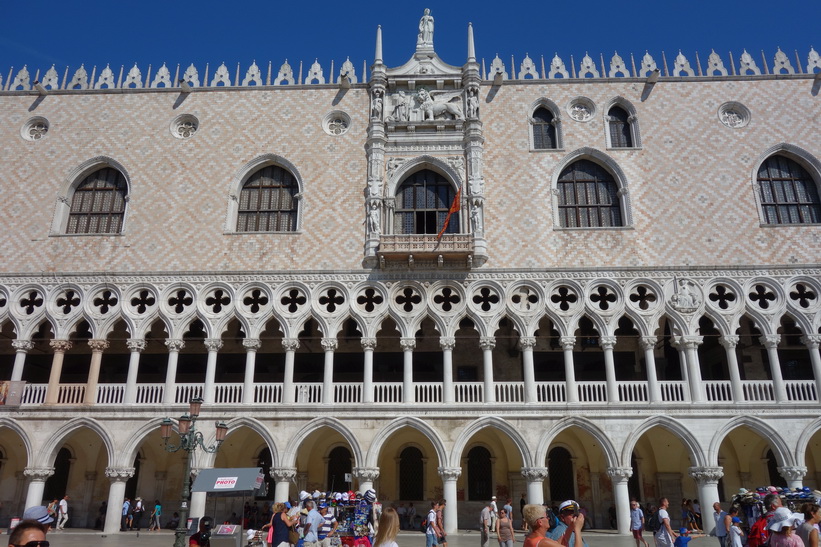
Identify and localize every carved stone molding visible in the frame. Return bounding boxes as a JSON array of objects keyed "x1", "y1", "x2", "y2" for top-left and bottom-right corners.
[
  {"x1": 88, "y1": 339, "x2": 110, "y2": 352},
  {"x1": 271, "y1": 467, "x2": 298, "y2": 482},
  {"x1": 521, "y1": 466, "x2": 548, "y2": 481},
  {"x1": 719, "y1": 335, "x2": 740, "y2": 350},
  {"x1": 400, "y1": 338, "x2": 416, "y2": 351},
  {"x1": 282, "y1": 339, "x2": 300, "y2": 352},
  {"x1": 353, "y1": 467, "x2": 380, "y2": 482},
  {"x1": 24, "y1": 467, "x2": 55, "y2": 481},
  {"x1": 126, "y1": 339, "x2": 147, "y2": 352},
  {"x1": 437, "y1": 467, "x2": 462, "y2": 481},
  {"x1": 688, "y1": 466, "x2": 724, "y2": 485},
  {"x1": 607, "y1": 467, "x2": 633, "y2": 482},
  {"x1": 361, "y1": 337, "x2": 377, "y2": 350},
  {"x1": 11, "y1": 340, "x2": 34, "y2": 352},
  {"x1": 321, "y1": 338, "x2": 339, "y2": 352},
  {"x1": 778, "y1": 466, "x2": 807, "y2": 482},
  {"x1": 165, "y1": 339, "x2": 185, "y2": 352},
  {"x1": 479, "y1": 336, "x2": 496, "y2": 350},
  {"x1": 204, "y1": 339, "x2": 224, "y2": 352},
  {"x1": 599, "y1": 336, "x2": 617, "y2": 350},
  {"x1": 519, "y1": 336, "x2": 536, "y2": 350},
  {"x1": 440, "y1": 336, "x2": 456, "y2": 351},
  {"x1": 759, "y1": 334, "x2": 780, "y2": 349},
  {"x1": 49, "y1": 340, "x2": 73, "y2": 352},
  {"x1": 243, "y1": 338, "x2": 262, "y2": 351},
  {"x1": 802, "y1": 335, "x2": 821, "y2": 349},
  {"x1": 559, "y1": 336, "x2": 576, "y2": 350},
  {"x1": 639, "y1": 336, "x2": 658, "y2": 351},
  {"x1": 105, "y1": 467, "x2": 136, "y2": 482}
]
